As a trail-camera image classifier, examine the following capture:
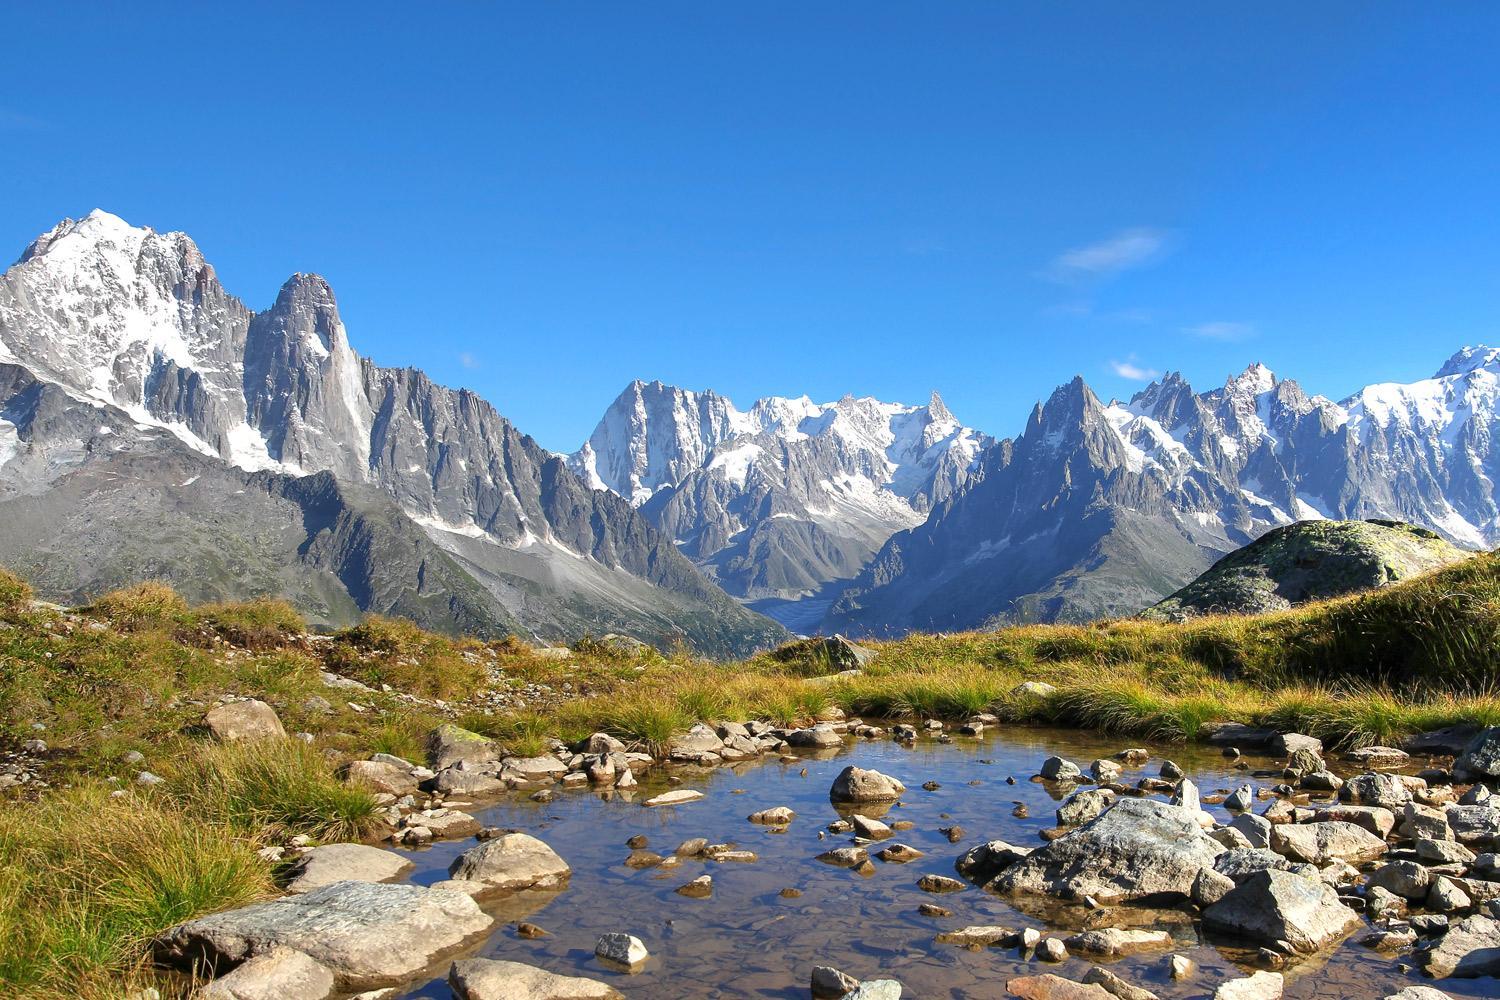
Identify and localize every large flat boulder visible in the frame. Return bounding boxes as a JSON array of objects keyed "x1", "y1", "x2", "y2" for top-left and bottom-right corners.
[
  {"x1": 1269, "y1": 821, "x2": 1387, "y2": 865},
  {"x1": 1202, "y1": 869, "x2": 1360, "y2": 954},
  {"x1": 155, "y1": 881, "x2": 492, "y2": 989},
  {"x1": 449, "y1": 958, "x2": 623, "y2": 999},
  {"x1": 987, "y1": 798, "x2": 1223, "y2": 905},
  {"x1": 284, "y1": 844, "x2": 413, "y2": 895},
  {"x1": 447, "y1": 833, "x2": 570, "y2": 893}
]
